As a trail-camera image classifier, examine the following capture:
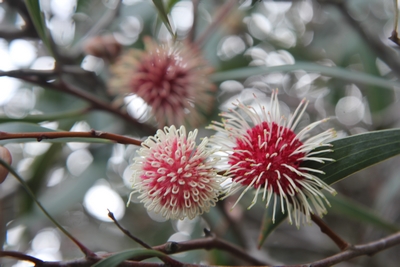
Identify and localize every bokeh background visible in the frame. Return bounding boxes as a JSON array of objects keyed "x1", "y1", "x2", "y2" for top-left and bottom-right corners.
[{"x1": 1, "y1": 0, "x2": 400, "y2": 266}]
